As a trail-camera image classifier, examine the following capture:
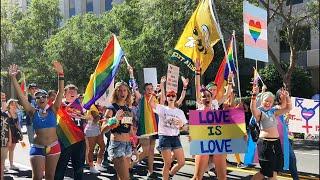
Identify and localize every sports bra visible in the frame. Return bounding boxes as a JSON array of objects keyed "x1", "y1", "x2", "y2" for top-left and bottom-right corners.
[
  {"x1": 258, "y1": 107, "x2": 278, "y2": 130},
  {"x1": 33, "y1": 108, "x2": 57, "y2": 130}
]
